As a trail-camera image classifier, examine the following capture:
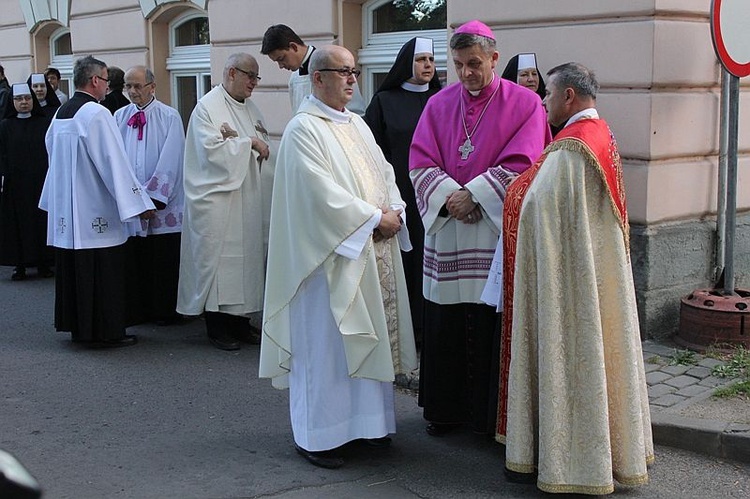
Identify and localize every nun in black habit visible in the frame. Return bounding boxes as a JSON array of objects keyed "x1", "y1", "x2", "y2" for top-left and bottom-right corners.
[
  {"x1": 0, "y1": 83, "x2": 54, "y2": 280},
  {"x1": 501, "y1": 53, "x2": 562, "y2": 136},
  {"x1": 364, "y1": 37, "x2": 442, "y2": 347},
  {"x1": 27, "y1": 73, "x2": 61, "y2": 122}
]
